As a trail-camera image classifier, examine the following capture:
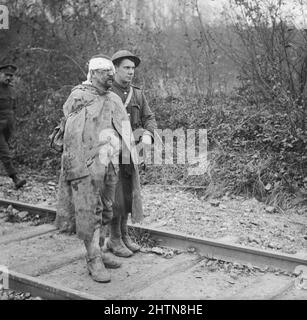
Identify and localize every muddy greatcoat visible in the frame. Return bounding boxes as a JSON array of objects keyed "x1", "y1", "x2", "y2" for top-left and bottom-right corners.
[{"x1": 55, "y1": 84, "x2": 143, "y2": 239}]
